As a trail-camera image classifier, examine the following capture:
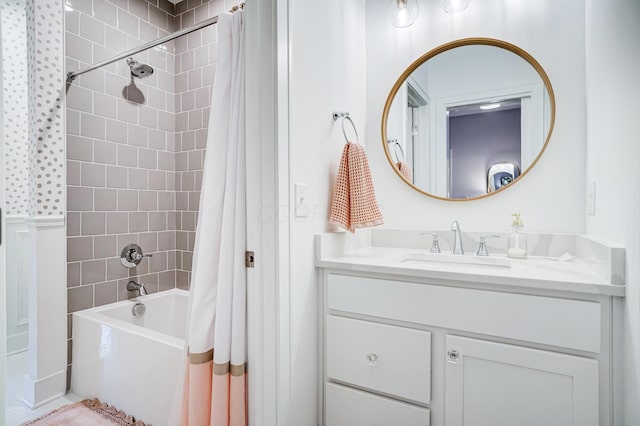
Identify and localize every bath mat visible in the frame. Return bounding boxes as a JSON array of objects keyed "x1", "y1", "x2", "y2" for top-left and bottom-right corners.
[{"x1": 21, "y1": 398, "x2": 150, "y2": 426}]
